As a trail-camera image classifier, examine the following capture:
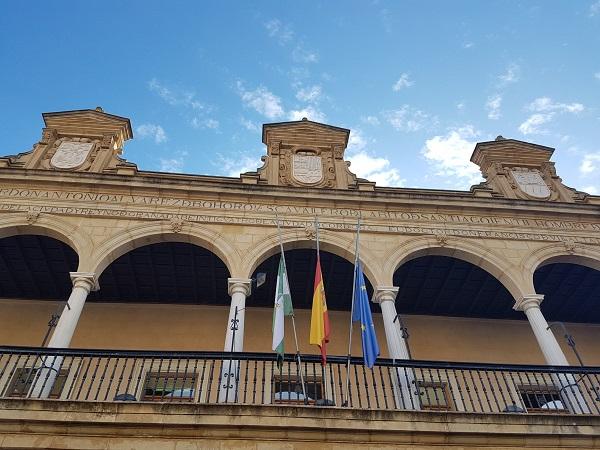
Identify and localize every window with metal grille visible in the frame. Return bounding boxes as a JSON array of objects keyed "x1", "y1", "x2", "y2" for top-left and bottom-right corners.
[
  {"x1": 141, "y1": 372, "x2": 197, "y2": 402},
  {"x1": 518, "y1": 385, "x2": 567, "y2": 412},
  {"x1": 5, "y1": 367, "x2": 67, "y2": 399},
  {"x1": 417, "y1": 381, "x2": 453, "y2": 410},
  {"x1": 272, "y1": 374, "x2": 323, "y2": 404}
]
